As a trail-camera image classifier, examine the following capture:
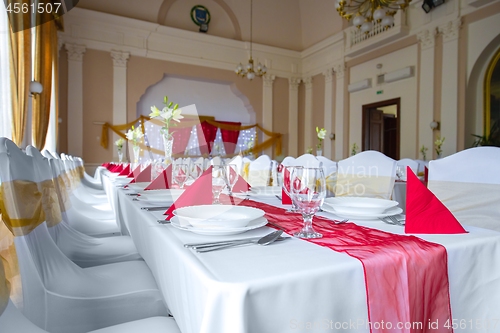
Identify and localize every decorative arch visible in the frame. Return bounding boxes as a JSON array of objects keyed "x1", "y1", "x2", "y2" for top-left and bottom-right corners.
[{"x1": 157, "y1": 0, "x2": 242, "y2": 40}]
